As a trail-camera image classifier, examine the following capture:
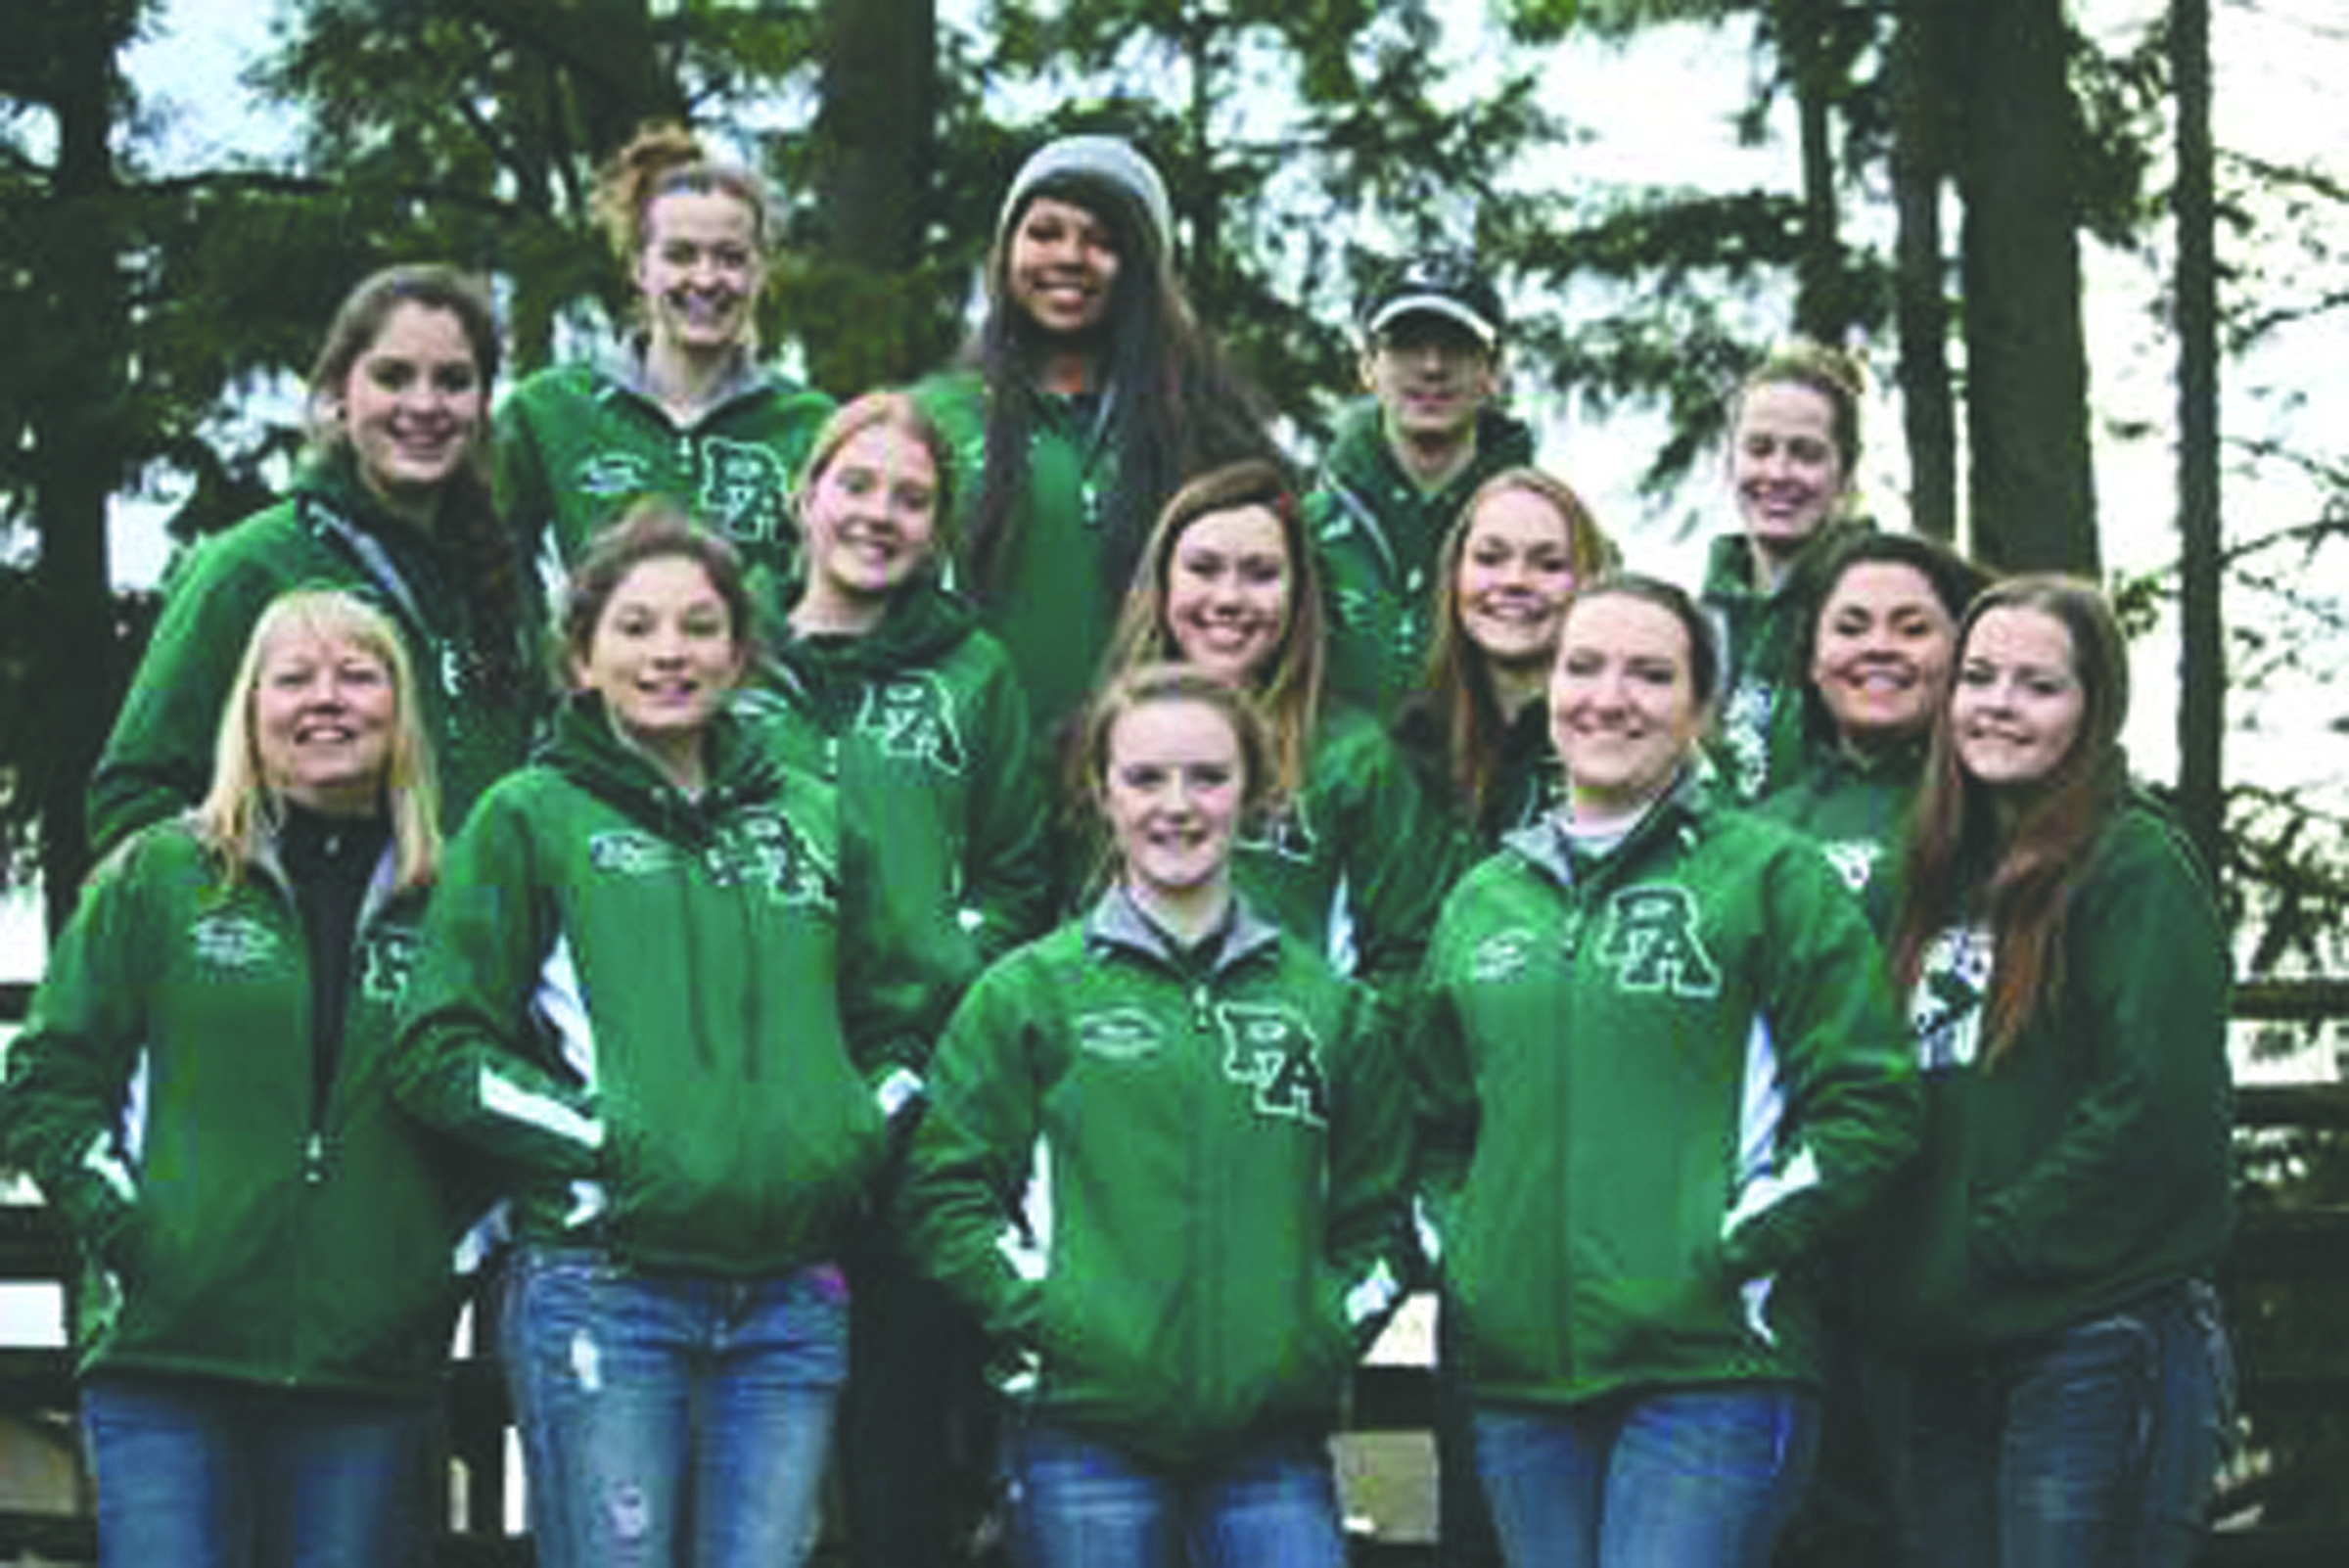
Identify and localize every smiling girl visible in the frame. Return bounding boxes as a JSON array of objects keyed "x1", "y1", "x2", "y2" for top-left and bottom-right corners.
[
  {"x1": 913, "y1": 135, "x2": 1278, "y2": 754},
  {"x1": 1396, "y1": 467, "x2": 1617, "y2": 851},
  {"x1": 1099, "y1": 460, "x2": 1458, "y2": 995},
  {"x1": 1700, "y1": 340, "x2": 1870, "y2": 802},
  {"x1": 896, "y1": 663, "x2": 1413, "y2": 1568},
  {"x1": 91, "y1": 265, "x2": 536, "y2": 853},
  {"x1": 396, "y1": 507, "x2": 916, "y2": 1568},
  {"x1": 498, "y1": 121, "x2": 834, "y2": 608},
  {"x1": 757, "y1": 392, "x2": 1052, "y2": 1567},
  {"x1": 1867, "y1": 576, "x2": 2234, "y2": 1567},
  {"x1": 1411, "y1": 574, "x2": 1918, "y2": 1568}
]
